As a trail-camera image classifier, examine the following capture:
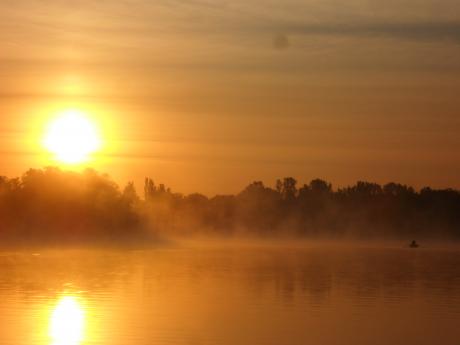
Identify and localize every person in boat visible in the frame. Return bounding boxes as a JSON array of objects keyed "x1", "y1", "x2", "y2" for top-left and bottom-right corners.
[{"x1": 409, "y1": 240, "x2": 419, "y2": 248}]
